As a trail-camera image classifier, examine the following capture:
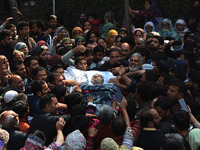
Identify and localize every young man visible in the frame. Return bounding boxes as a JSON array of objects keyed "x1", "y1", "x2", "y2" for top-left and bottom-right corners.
[{"x1": 13, "y1": 21, "x2": 36, "y2": 51}]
